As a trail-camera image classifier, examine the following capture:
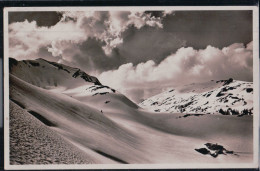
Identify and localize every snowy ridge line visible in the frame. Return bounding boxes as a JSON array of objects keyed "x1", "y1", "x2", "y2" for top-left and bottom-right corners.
[
  {"x1": 9, "y1": 57, "x2": 102, "y2": 87},
  {"x1": 139, "y1": 78, "x2": 253, "y2": 115}
]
